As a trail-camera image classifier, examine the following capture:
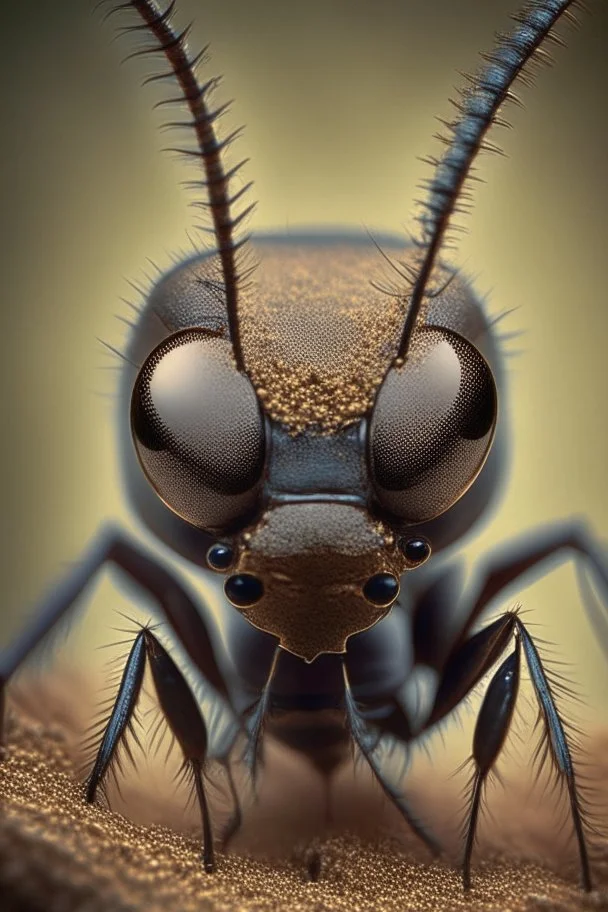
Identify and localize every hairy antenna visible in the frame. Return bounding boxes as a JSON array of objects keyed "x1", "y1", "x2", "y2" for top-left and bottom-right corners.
[
  {"x1": 394, "y1": 0, "x2": 585, "y2": 365},
  {"x1": 107, "y1": 0, "x2": 252, "y2": 372}
]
